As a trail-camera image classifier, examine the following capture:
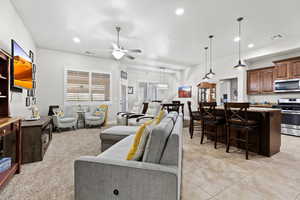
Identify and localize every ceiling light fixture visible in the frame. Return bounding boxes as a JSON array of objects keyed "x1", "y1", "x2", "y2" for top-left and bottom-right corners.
[
  {"x1": 206, "y1": 35, "x2": 216, "y2": 78},
  {"x1": 233, "y1": 17, "x2": 246, "y2": 69},
  {"x1": 73, "y1": 37, "x2": 81, "y2": 43},
  {"x1": 234, "y1": 37, "x2": 241, "y2": 42},
  {"x1": 175, "y1": 8, "x2": 185, "y2": 16},
  {"x1": 202, "y1": 47, "x2": 210, "y2": 81},
  {"x1": 112, "y1": 50, "x2": 125, "y2": 60},
  {"x1": 248, "y1": 43, "x2": 254, "y2": 48}
]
